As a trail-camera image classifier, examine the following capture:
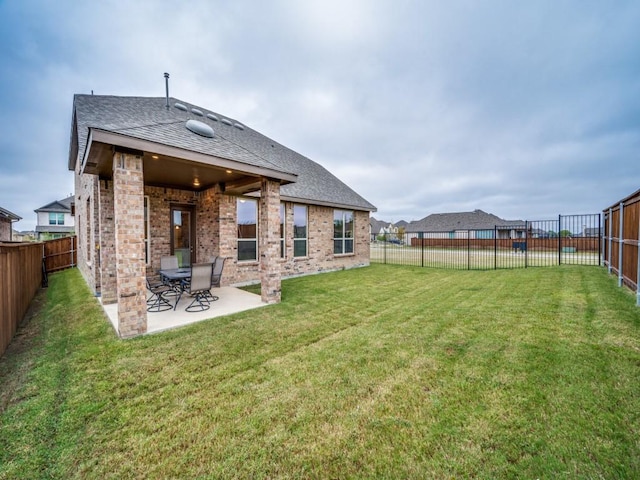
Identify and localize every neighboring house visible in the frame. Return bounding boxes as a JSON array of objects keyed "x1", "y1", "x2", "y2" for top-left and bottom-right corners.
[
  {"x1": 34, "y1": 195, "x2": 75, "y2": 240},
  {"x1": 69, "y1": 93, "x2": 376, "y2": 337},
  {"x1": 405, "y1": 209, "x2": 526, "y2": 240},
  {"x1": 12, "y1": 230, "x2": 36, "y2": 242},
  {"x1": 395, "y1": 220, "x2": 409, "y2": 230},
  {"x1": 582, "y1": 227, "x2": 602, "y2": 237},
  {"x1": 370, "y1": 217, "x2": 388, "y2": 236},
  {"x1": 369, "y1": 217, "x2": 408, "y2": 237},
  {"x1": 0, "y1": 206, "x2": 21, "y2": 241}
]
